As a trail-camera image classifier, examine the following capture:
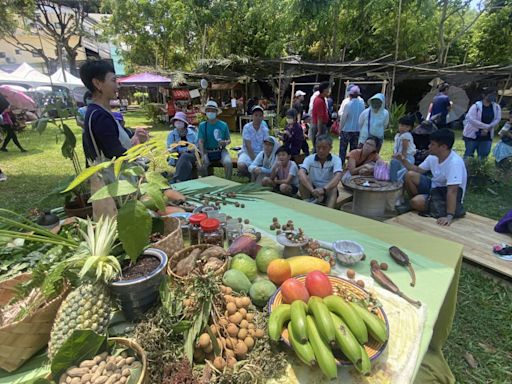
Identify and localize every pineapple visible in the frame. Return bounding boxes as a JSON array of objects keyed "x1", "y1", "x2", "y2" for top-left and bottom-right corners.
[{"x1": 48, "y1": 216, "x2": 121, "y2": 359}]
